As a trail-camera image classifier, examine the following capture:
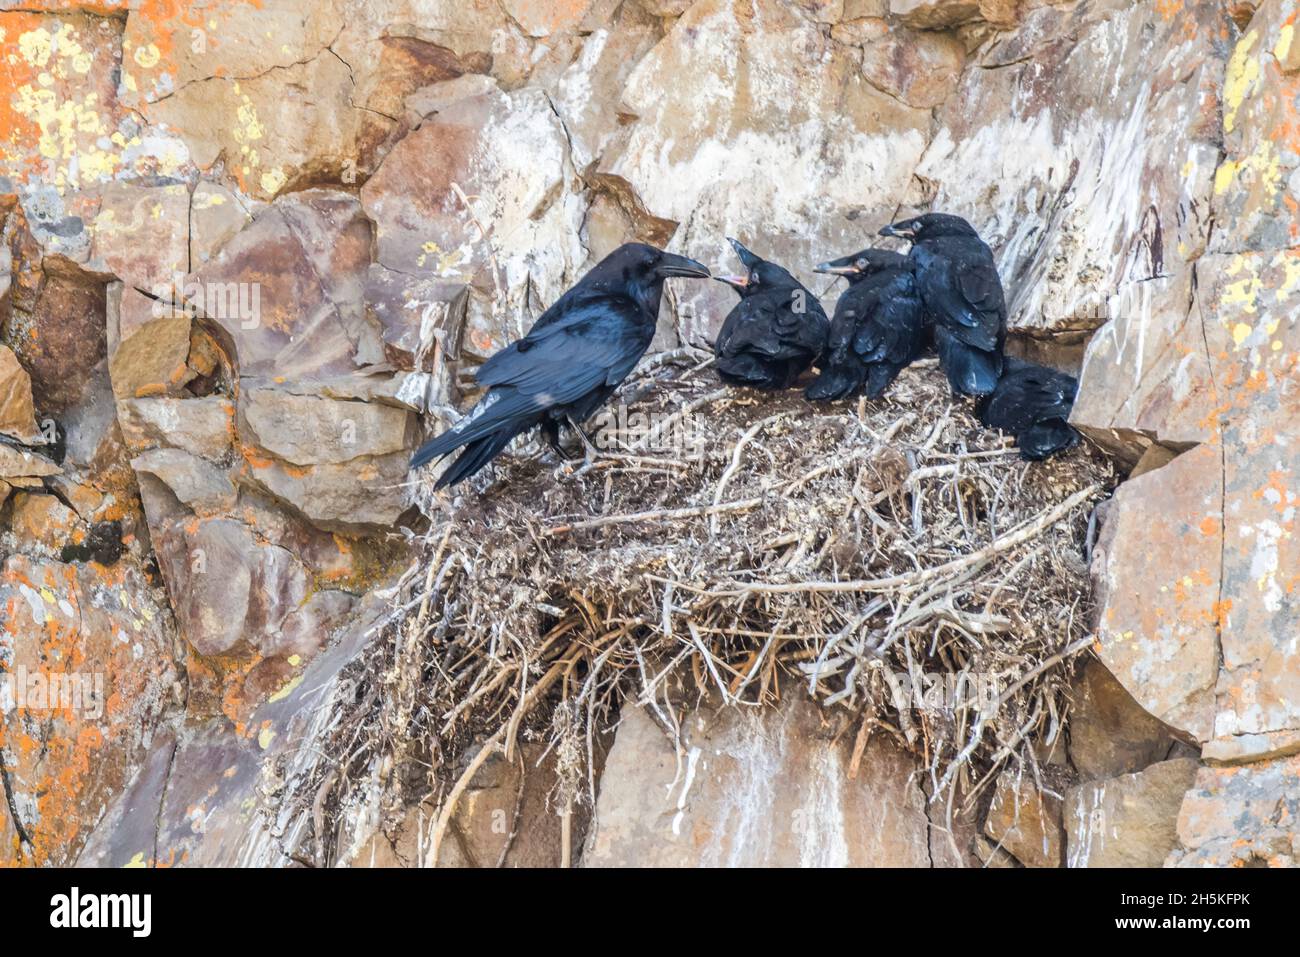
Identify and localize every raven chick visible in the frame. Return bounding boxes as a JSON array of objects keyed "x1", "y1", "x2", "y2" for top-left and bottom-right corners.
[
  {"x1": 805, "y1": 248, "x2": 927, "y2": 402},
  {"x1": 880, "y1": 213, "x2": 1005, "y2": 397},
  {"x1": 411, "y1": 243, "x2": 711, "y2": 488},
  {"x1": 713, "y1": 238, "x2": 829, "y2": 390},
  {"x1": 976, "y1": 357, "x2": 1081, "y2": 460}
]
